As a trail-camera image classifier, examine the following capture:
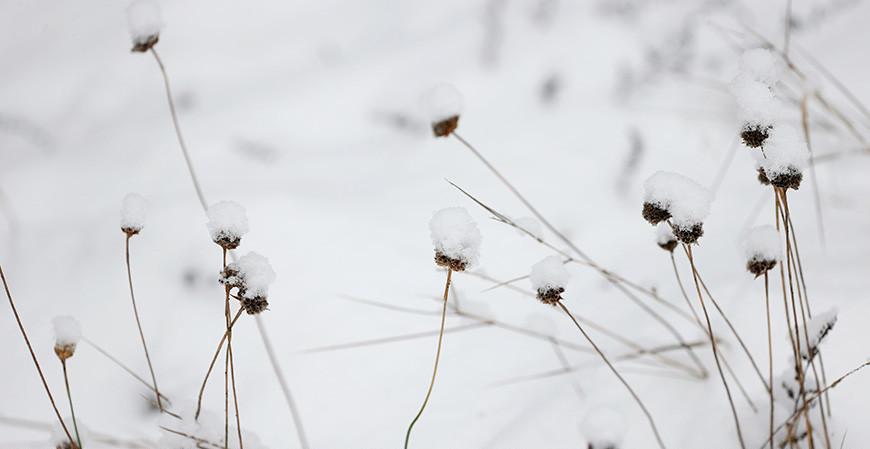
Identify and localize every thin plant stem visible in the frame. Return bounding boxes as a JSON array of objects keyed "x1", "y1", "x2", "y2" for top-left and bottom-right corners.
[
  {"x1": 0, "y1": 264, "x2": 75, "y2": 446},
  {"x1": 61, "y1": 360, "x2": 83, "y2": 449},
  {"x1": 684, "y1": 245, "x2": 746, "y2": 449},
  {"x1": 229, "y1": 341, "x2": 243, "y2": 449},
  {"x1": 764, "y1": 273, "x2": 774, "y2": 449},
  {"x1": 223, "y1": 249, "x2": 243, "y2": 449},
  {"x1": 404, "y1": 269, "x2": 452, "y2": 449},
  {"x1": 125, "y1": 234, "x2": 163, "y2": 412},
  {"x1": 557, "y1": 301, "x2": 668, "y2": 449},
  {"x1": 195, "y1": 309, "x2": 244, "y2": 420}
]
